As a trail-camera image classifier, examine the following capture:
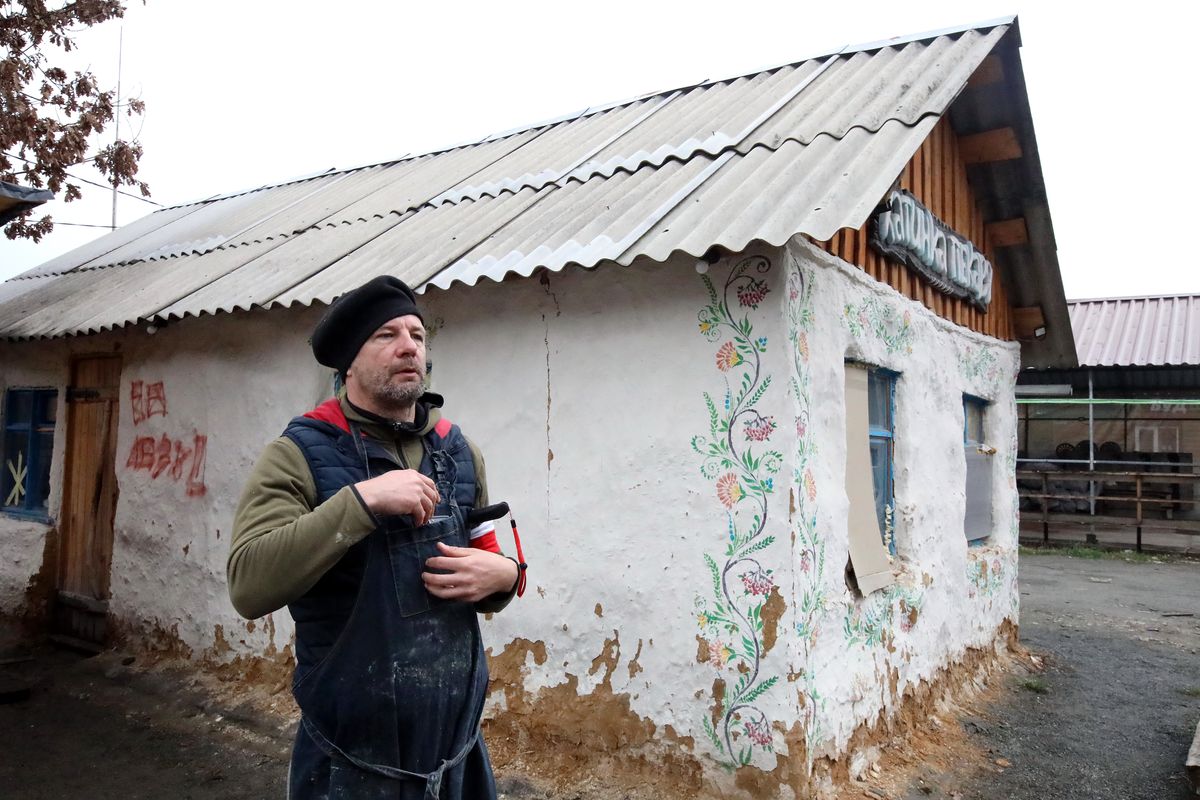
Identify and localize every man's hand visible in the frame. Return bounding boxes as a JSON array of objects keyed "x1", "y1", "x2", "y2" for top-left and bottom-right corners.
[
  {"x1": 423, "y1": 542, "x2": 519, "y2": 602},
  {"x1": 355, "y1": 470, "x2": 440, "y2": 525}
]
